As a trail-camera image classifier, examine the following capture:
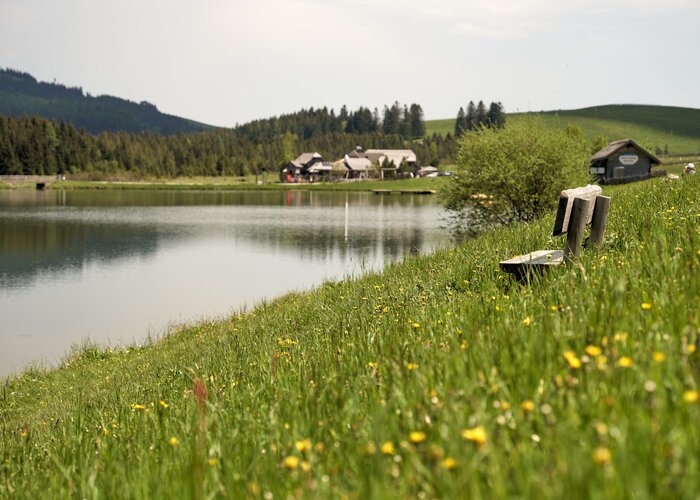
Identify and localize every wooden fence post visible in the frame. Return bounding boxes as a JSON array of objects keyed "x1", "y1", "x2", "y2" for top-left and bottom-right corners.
[
  {"x1": 564, "y1": 197, "x2": 590, "y2": 264},
  {"x1": 584, "y1": 195, "x2": 611, "y2": 250}
]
